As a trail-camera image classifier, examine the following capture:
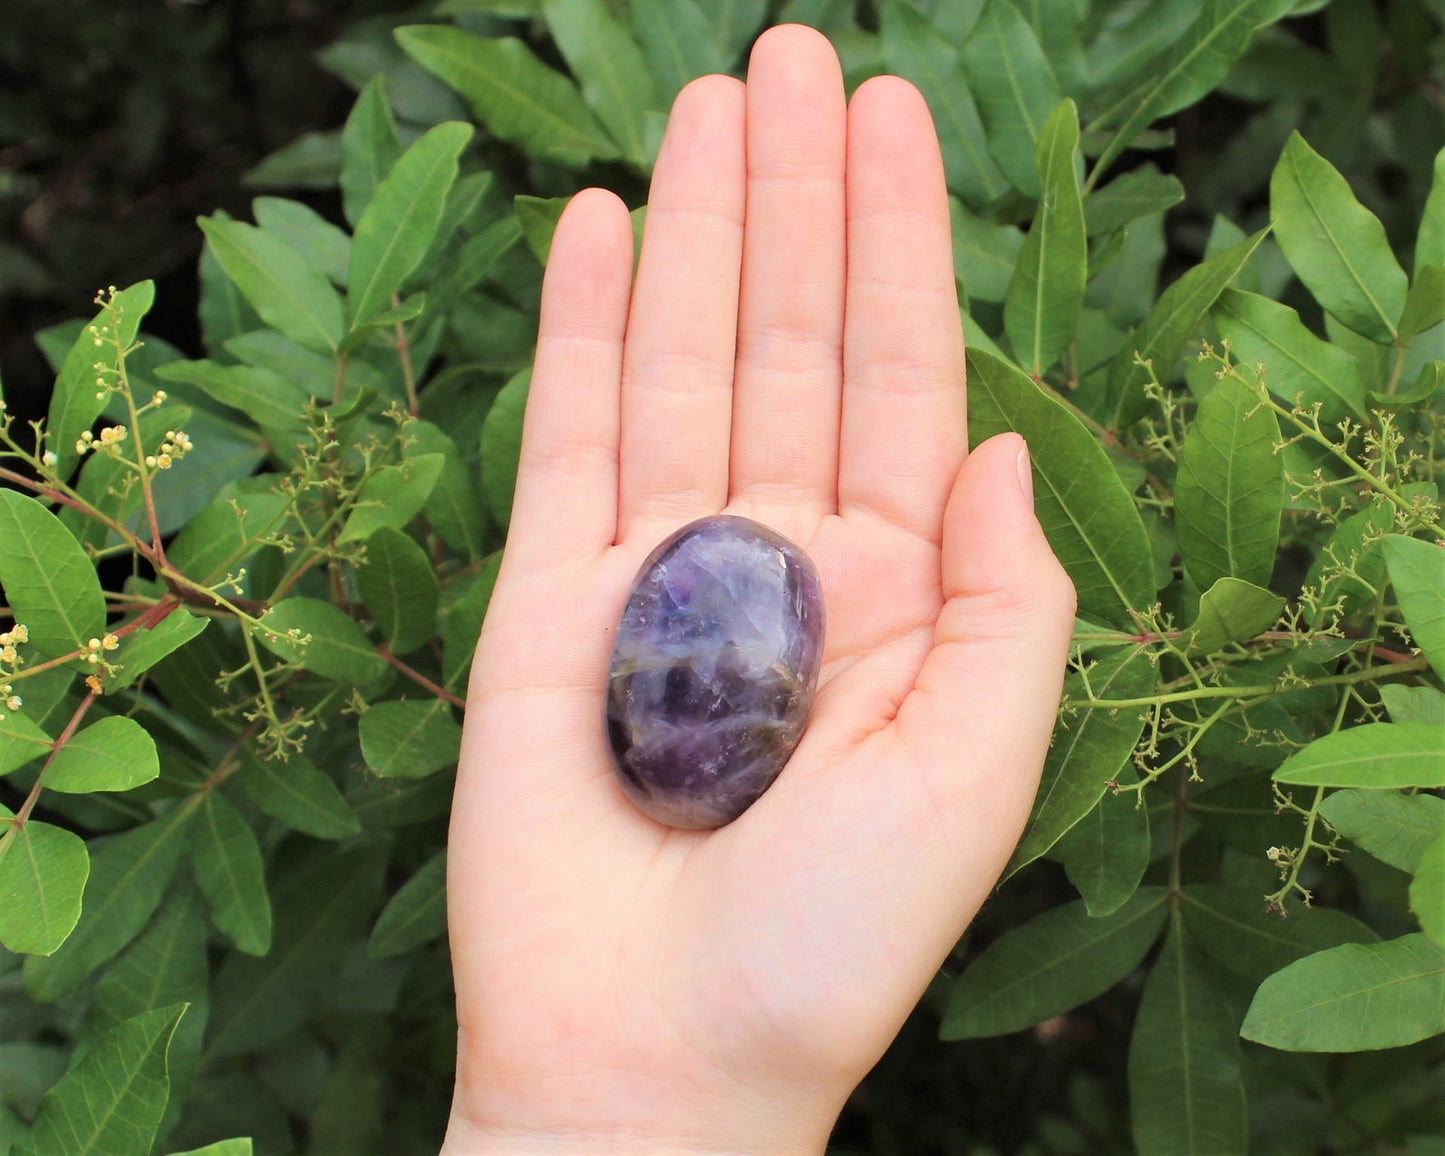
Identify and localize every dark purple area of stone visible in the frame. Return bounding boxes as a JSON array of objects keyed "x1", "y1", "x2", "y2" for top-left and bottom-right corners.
[{"x1": 606, "y1": 515, "x2": 825, "y2": 829}]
